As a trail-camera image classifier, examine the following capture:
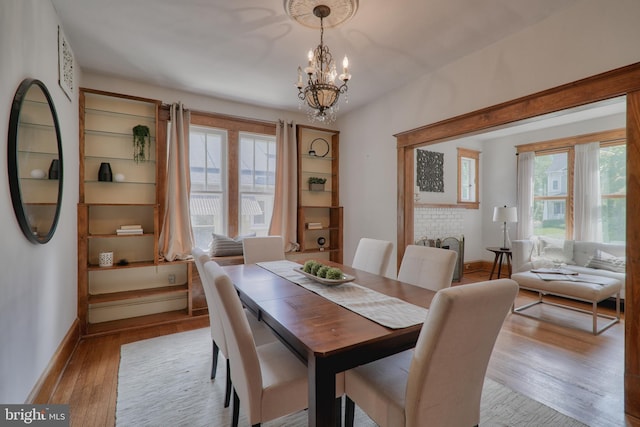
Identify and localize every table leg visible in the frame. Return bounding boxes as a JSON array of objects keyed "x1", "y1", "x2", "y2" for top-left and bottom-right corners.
[
  {"x1": 497, "y1": 252, "x2": 504, "y2": 278},
  {"x1": 507, "y1": 253, "x2": 512, "y2": 277},
  {"x1": 308, "y1": 355, "x2": 336, "y2": 427},
  {"x1": 490, "y1": 253, "x2": 500, "y2": 279}
]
